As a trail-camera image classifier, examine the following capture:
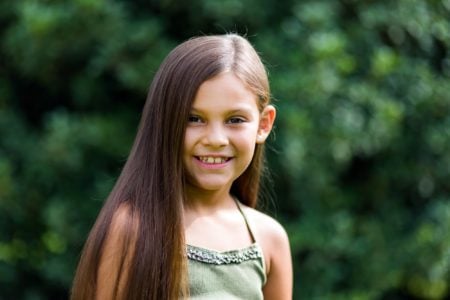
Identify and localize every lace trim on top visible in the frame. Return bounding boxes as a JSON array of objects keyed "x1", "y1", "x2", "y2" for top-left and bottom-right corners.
[{"x1": 187, "y1": 243, "x2": 263, "y2": 265}]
